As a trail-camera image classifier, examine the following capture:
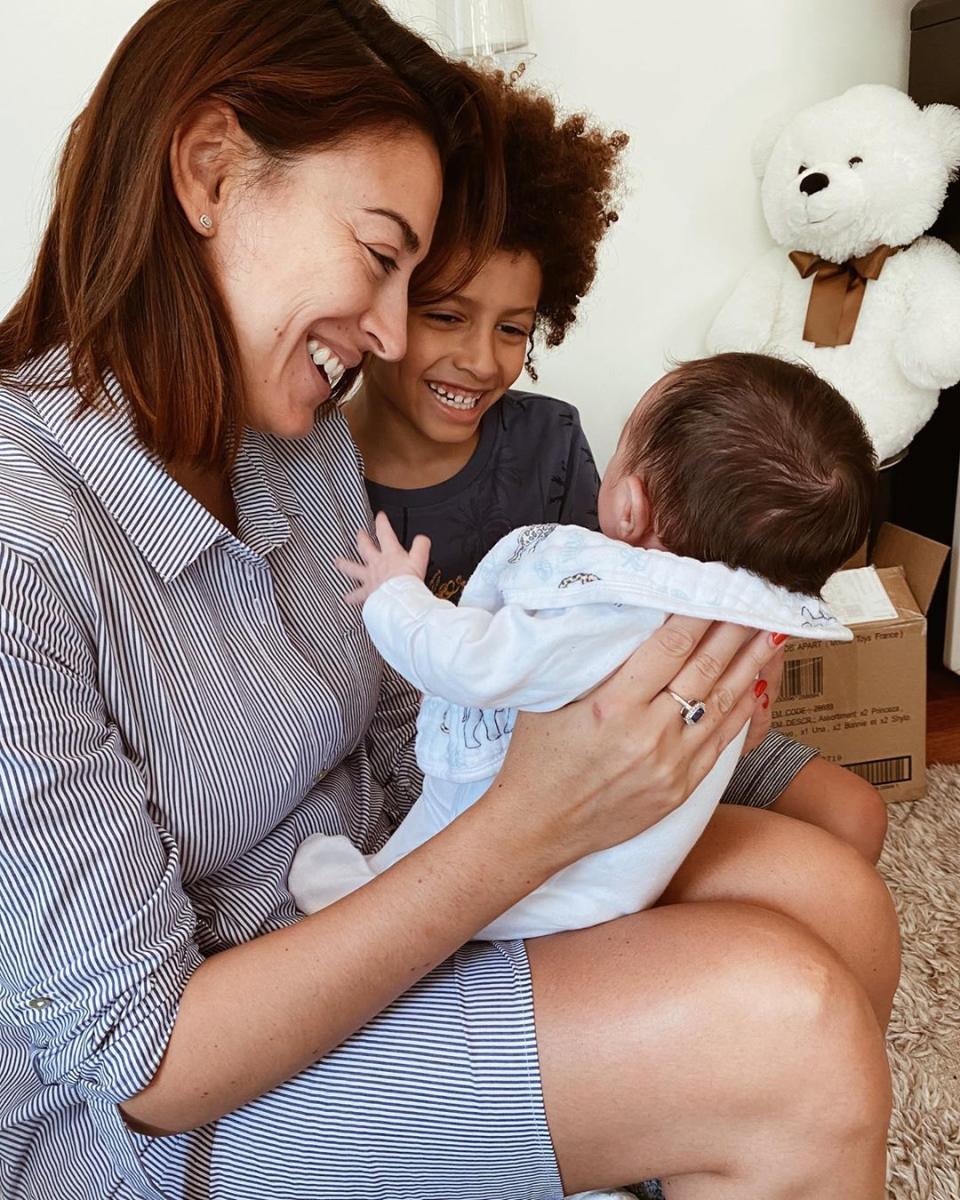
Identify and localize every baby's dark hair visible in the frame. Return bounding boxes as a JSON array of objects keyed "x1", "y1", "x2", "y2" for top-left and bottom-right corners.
[
  {"x1": 621, "y1": 353, "x2": 877, "y2": 594},
  {"x1": 412, "y1": 68, "x2": 627, "y2": 362}
]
